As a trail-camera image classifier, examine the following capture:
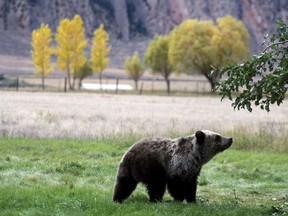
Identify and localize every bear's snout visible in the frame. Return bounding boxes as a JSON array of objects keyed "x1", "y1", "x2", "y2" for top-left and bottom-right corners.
[
  {"x1": 220, "y1": 137, "x2": 233, "y2": 152},
  {"x1": 225, "y1": 137, "x2": 233, "y2": 148}
]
